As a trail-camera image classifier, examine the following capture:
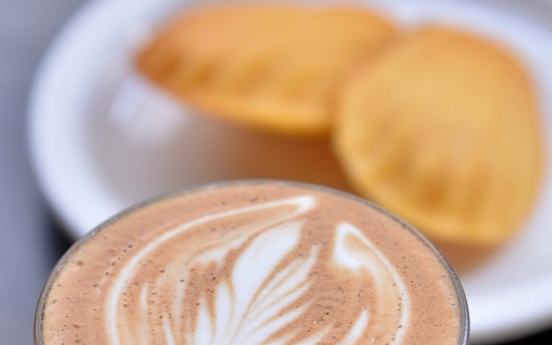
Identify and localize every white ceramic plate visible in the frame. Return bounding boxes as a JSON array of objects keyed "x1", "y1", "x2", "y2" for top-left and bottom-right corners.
[{"x1": 29, "y1": 0, "x2": 552, "y2": 343}]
